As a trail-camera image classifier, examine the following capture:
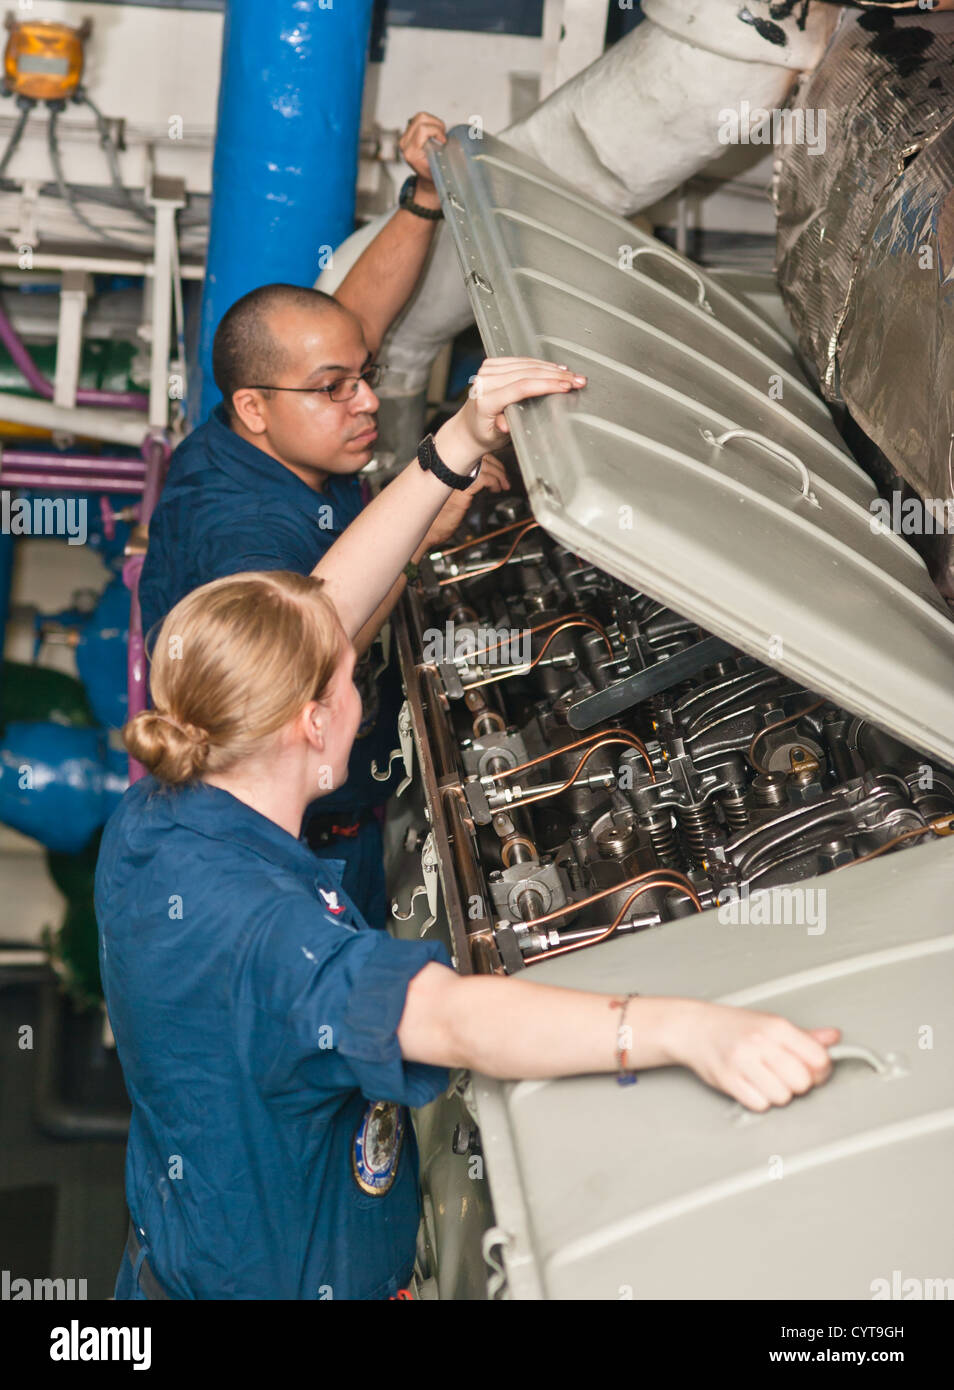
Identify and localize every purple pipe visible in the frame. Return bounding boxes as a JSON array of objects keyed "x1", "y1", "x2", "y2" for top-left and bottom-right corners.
[
  {"x1": 3, "y1": 433, "x2": 173, "y2": 783},
  {"x1": 124, "y1": 553, "x2": 148, "y2": 784},
  {"x1": 0, "y1": 301, "x2": 149, "y2": 411},
  {"x1": 2, "y1": 472, "x2": 146, "y2": 494},
  {"x1": 126, "y1": 435, "x2": 171, "y2": 783},
  {"x1": 1, "y1": 448, "x2": 147, "y2": 493},
  {"x1": 2, "y1": 450, "x2": 147, "y2": 478},
  {"x1": 1, "y1": 432, "x2": 166, "y2": 783},
  {"x1": 139, "y1": 434, "x2": 170, "y2": 524}
]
